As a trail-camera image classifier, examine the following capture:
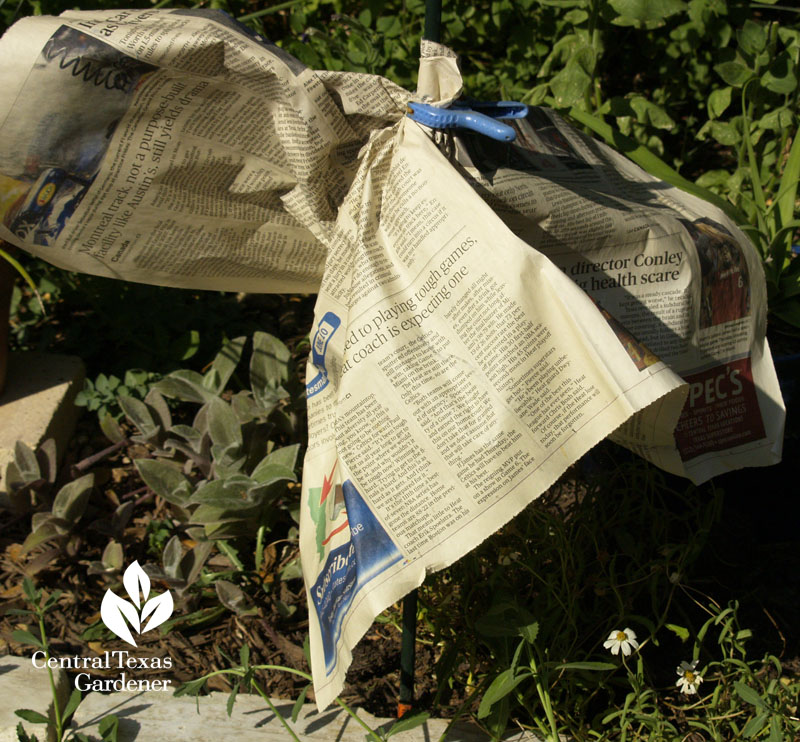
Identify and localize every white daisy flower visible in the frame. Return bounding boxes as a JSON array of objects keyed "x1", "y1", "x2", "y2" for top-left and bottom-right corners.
[
  {"x1": 603, "y1": 627, "x2": 639, "y2": 656},
  {"x1": 676, "y1": 660, "x2": 703, "y2": 694}
]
